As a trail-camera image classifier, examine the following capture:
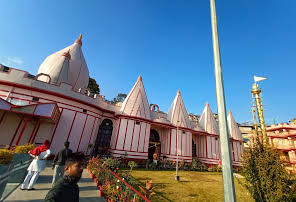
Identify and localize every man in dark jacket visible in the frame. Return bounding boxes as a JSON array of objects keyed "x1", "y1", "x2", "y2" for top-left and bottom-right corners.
[
  {"x1": 51, "y1": 141, "x2": 72, "y2": 186},
  {"x1": 45, "y1": 153, "x2": 85, "y2": 202}
]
